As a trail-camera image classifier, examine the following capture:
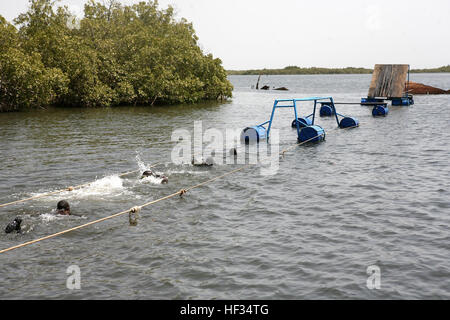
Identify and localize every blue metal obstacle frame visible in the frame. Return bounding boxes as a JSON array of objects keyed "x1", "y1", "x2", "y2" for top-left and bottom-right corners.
[
  {"x1": 268, "y1": 97, "x2": 358, "y2": 142},
  {"x1": 268, "y1": 97, "x2": 330, "y2": 142},
  {"x1": 241, "y1": 97, "x2": 359, "y2": 144}
]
